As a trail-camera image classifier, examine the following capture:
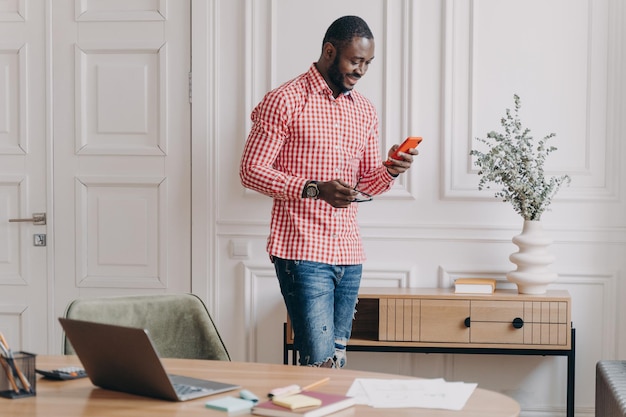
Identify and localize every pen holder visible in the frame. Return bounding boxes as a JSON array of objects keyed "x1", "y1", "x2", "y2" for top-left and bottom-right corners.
[{"x1": 0, "y1": 351, "x2": 36, "y2": 399}]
